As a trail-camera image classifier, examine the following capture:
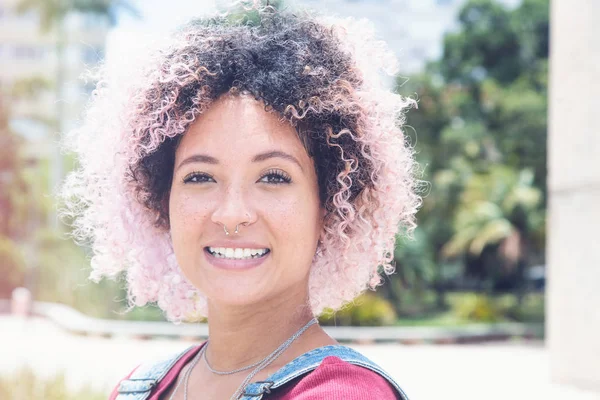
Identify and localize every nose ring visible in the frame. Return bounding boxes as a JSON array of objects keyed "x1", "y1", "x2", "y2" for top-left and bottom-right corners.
[{"x1": 223, "y1": 222, "x2": 249, "y2": 235}]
